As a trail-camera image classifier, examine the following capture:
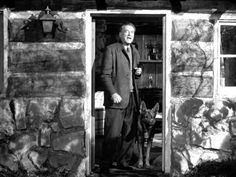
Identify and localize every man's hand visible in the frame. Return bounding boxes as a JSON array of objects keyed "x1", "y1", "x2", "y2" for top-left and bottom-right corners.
[
  {"x1": 134, "y1": 67, "x2": 142, "y2": 76},
  {"x1": 111, "y1": 93, "x2": 122, "y2": 103}
]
